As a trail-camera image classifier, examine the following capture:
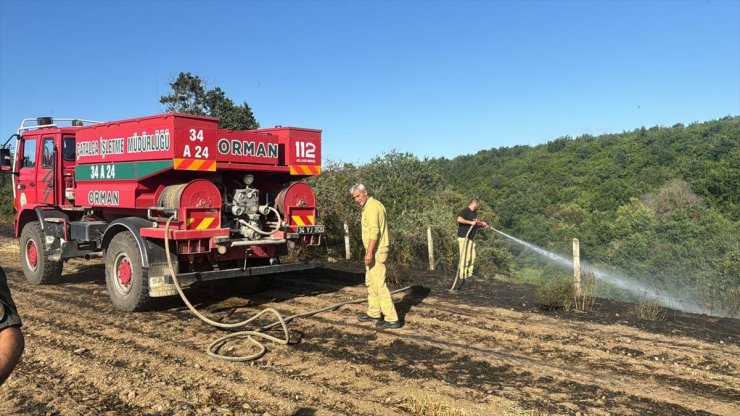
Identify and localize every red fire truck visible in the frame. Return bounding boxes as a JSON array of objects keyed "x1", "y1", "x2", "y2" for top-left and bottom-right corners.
[{"x1": 0, "y1": 114, "x2": 323, "y2": 311}]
